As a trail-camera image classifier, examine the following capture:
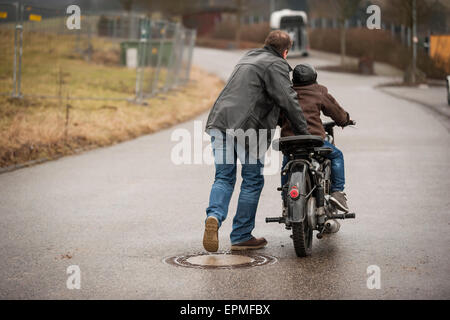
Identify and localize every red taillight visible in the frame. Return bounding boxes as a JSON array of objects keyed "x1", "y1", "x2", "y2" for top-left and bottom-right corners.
[{"x1": 289, "y1": 186, "x2": 299, "y2": 199}]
